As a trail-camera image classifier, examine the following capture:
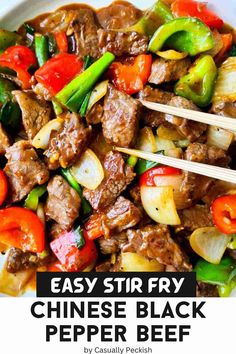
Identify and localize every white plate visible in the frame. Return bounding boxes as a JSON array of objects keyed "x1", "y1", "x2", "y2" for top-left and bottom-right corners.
[{"x1": 0, "y1": 0, "x2": 235, "y2": 297}]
